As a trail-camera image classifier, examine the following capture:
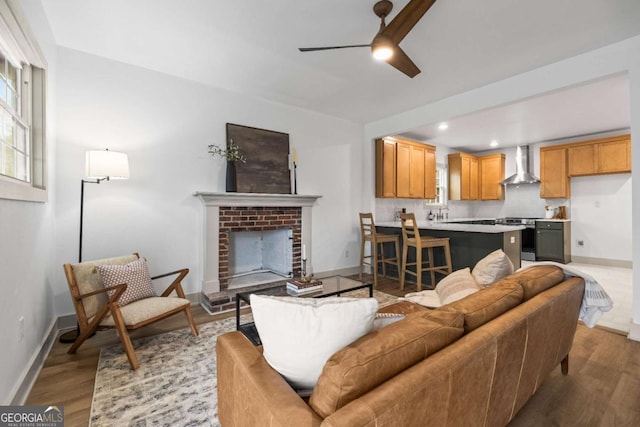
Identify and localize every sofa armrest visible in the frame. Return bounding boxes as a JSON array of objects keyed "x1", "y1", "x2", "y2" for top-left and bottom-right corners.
[{"x1": 216, "y1": 331, "x2": 323, "y2": 427}]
